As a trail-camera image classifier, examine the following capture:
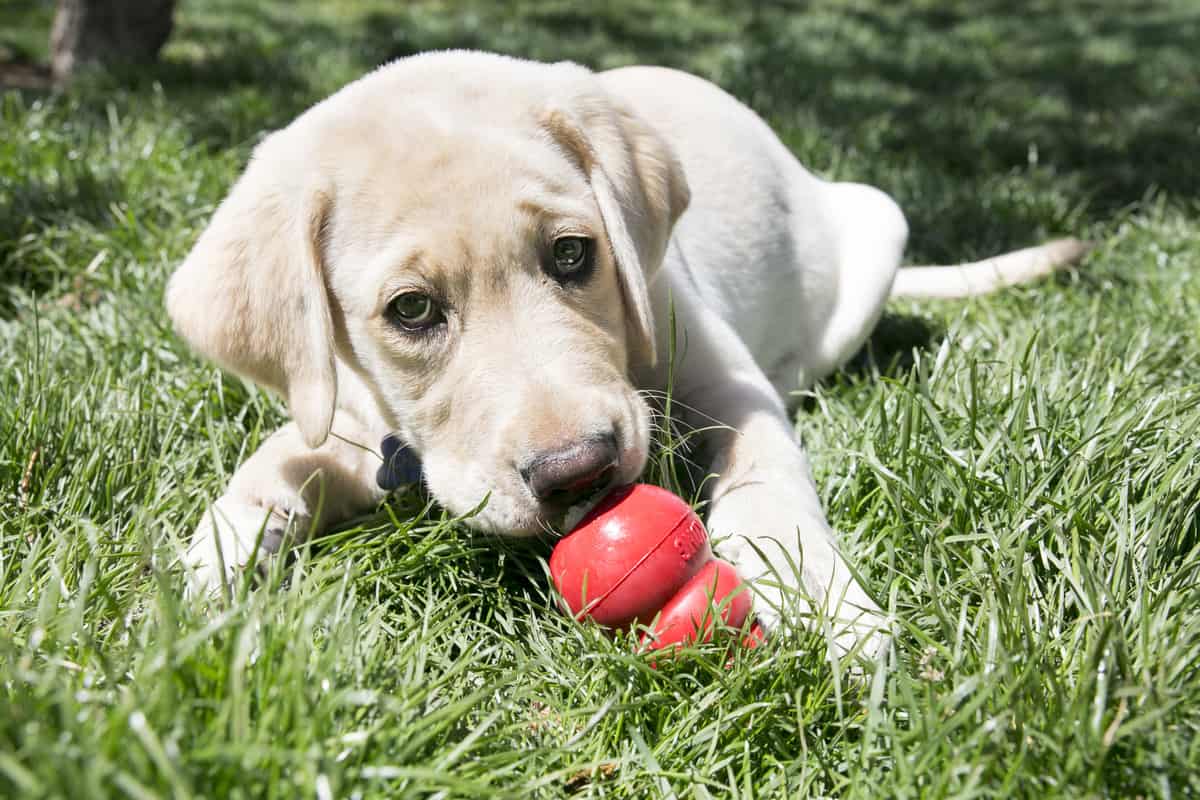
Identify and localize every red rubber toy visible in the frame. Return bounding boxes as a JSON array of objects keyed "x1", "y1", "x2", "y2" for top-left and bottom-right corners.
[
  {"x1": 643, "y1": 558, "x2": 751, "y2": 650},
  {"x1": 549, "y1": 483, "x2": 765, "y2": 652}
]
